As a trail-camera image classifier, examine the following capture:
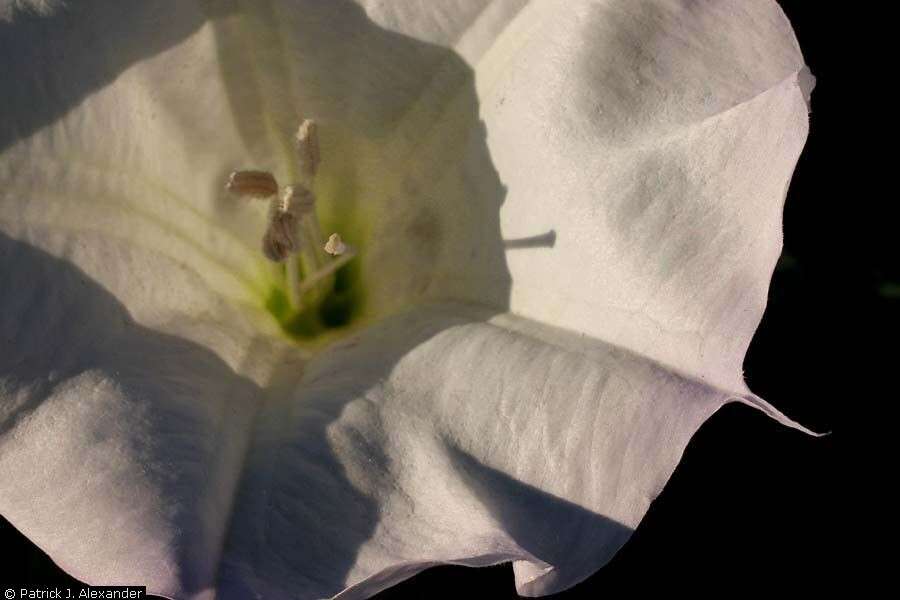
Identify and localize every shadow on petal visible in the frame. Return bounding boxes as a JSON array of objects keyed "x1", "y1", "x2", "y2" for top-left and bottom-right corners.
[
  {"x1": 0, "y1": 1, "x2": 223, "y2": 153},
  {"x1": 214, "y1": 307, "x2": 497, "y2": 599},
  {"x1": 0, "y1": 232, "x2": 270, "y2": 596},
  {"x1": 0, "y1": 2, "x2": 577, "y2": 598},
  {"x1": 444, "y1": 444, "x2": 632, "y2": 597},
  {"x1": 202, "y1": 0, "x2": 517, "y2": 318}
]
